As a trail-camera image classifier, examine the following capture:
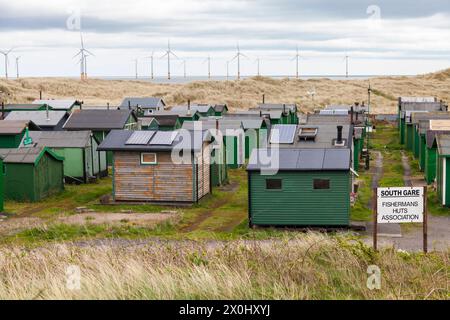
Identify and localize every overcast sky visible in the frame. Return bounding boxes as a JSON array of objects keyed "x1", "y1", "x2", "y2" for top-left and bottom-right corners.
[{"x1": 1, "y1": 0, "x2": 450, "y2": 77}]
